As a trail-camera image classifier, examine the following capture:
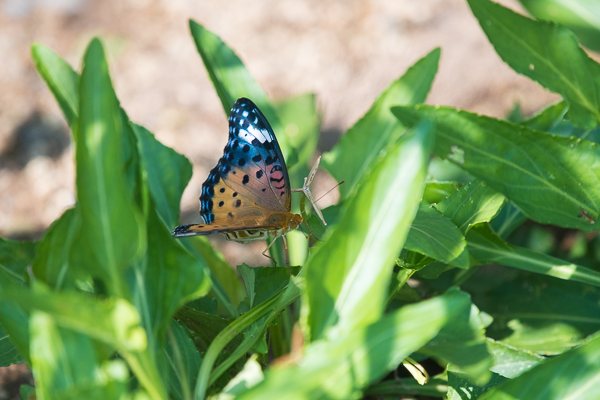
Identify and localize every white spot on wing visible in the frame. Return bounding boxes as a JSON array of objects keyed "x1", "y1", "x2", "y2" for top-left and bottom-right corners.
[{"x1": 243, "y1": 124, "x2": 271, "y2": 143}]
